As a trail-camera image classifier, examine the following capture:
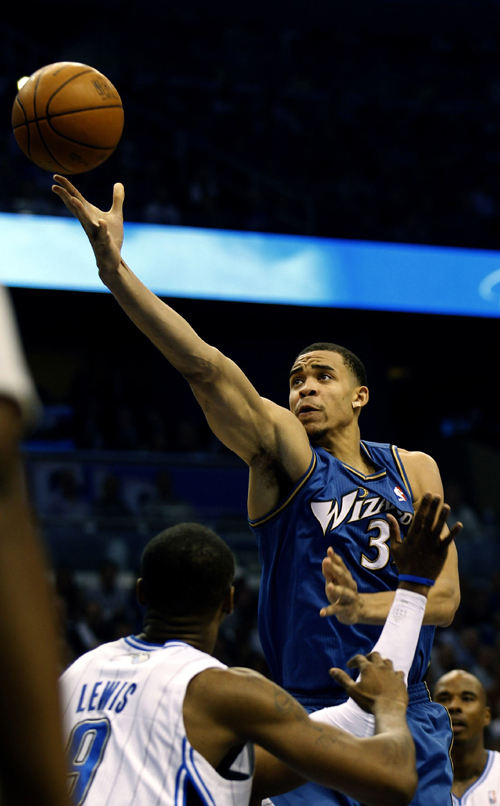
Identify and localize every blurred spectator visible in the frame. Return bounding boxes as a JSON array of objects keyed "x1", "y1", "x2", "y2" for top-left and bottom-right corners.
[
  {"x1": 91, "y1": 560, "x2": 133, "y2": 628},
  {"x1": 54, "y1": 565, "x2": 85, "y2": 623},
  {"x1": 443, "y1": 480, "x2": 482, "y2": 540},
  {"x1": 93, "y1": 474, "x2": 131, "y2": 521},
  {"x1": 139, "y1": 470, "x2": 197, "y2": 528},
  {"x1": 46, "y1": 469, "x2": 90, "y2": 521}
]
